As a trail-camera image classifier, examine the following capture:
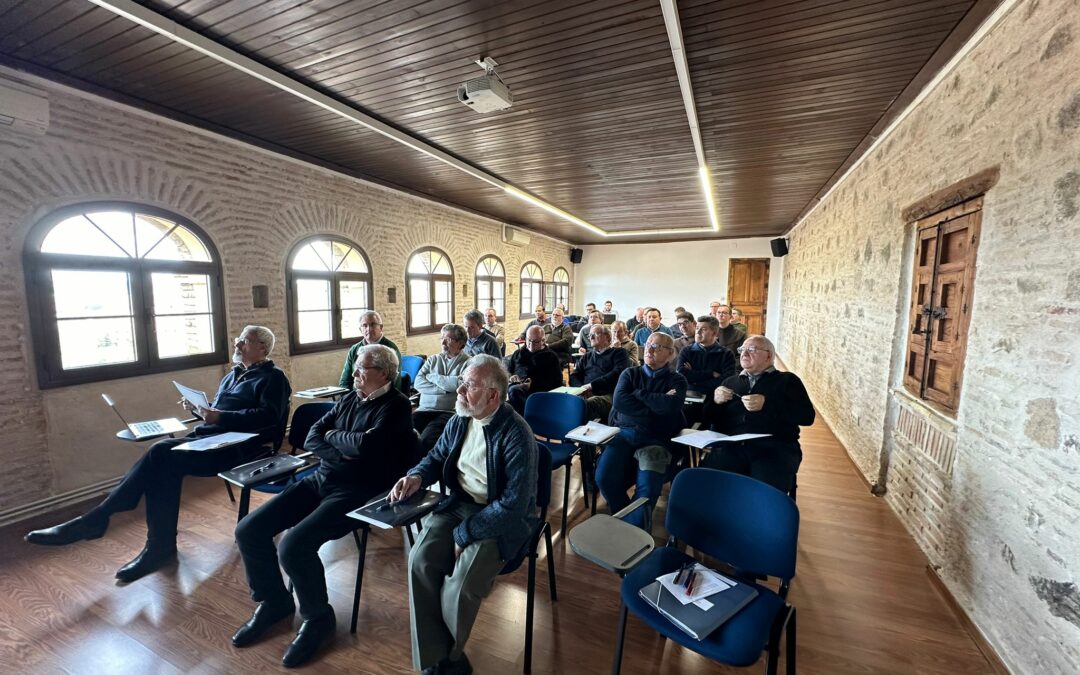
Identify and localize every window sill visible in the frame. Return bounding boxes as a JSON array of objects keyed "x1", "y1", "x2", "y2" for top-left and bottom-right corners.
[{"x1": 891, "y1": 387, "x2": 958, "y2": 430}]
